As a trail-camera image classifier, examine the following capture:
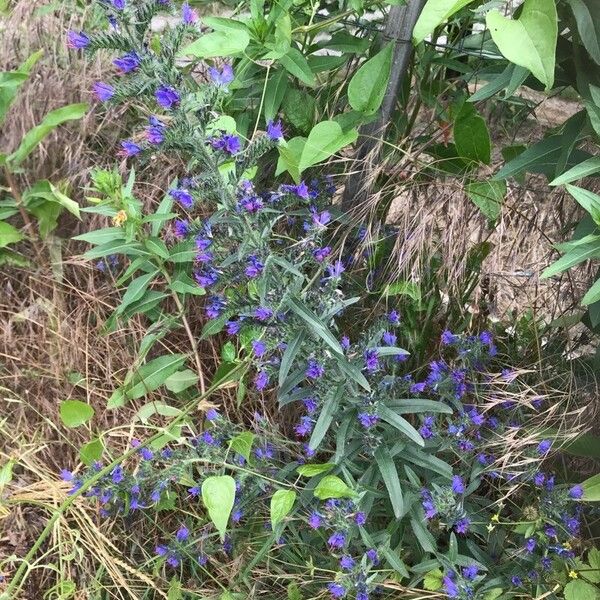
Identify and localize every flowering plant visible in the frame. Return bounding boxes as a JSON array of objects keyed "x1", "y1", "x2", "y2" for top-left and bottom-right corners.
[{"x1": 50, "y1": 2, "x2": 600, "y2": 599}]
